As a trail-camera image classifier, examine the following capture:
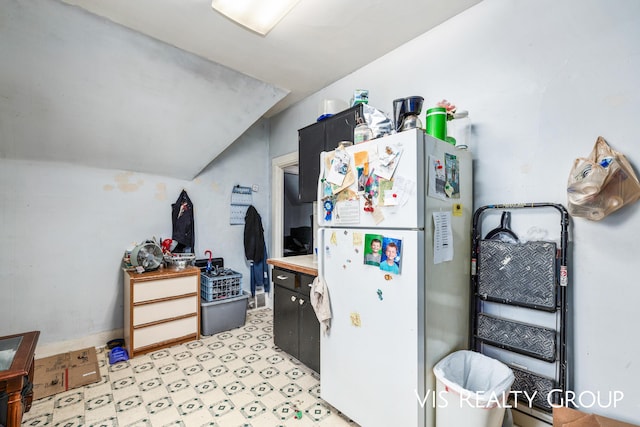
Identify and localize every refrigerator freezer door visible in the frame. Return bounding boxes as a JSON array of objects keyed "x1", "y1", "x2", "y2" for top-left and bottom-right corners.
[
  {"x1": 317, "y1": 129, "x2": 425, "y2": 230},
  {"x1": 318, "y1": 227, "x2": 425, "y2": 427}
]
